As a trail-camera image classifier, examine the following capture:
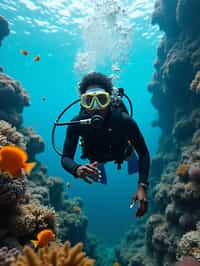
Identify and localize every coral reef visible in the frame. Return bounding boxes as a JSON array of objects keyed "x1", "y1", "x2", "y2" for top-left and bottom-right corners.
[
  {"x1": 0, "y1": 24, "x2": 96, "y2": 265},
  {"x1": 0, "y1": 171, "x2": 26, "y2": 206},
  {"x1": 47, "y1": 177, "x2": 65, "y2": 210},
  {"x1": 57, "y1": 197, "x2": 88, "y2": 246},
  {"x1": 10, "y1": 202, "x2": 56, "y2": 238},
  {"x1": 0, "y1": 16, "x2": 9, "y2": 46},
  {"x1": 0, "y1": 120, "x2": 26, "y2": 150},
  {"x1": 176, "y1": 230, "x2": 200, "y2": 262},
  {"x1": 0, "y1": 73, "x2": 29, "y2": 127},
  {"x1": 0, "y1": 247, "x2": 20, "y2": 266},
  {"x1": 20, "y1": 127, "x2": 45, "y2": 160},
  {"x1": 116, "y1": 1, "x2": 200, "y2": 265},
  {"x1": 11, "y1": 241, "x2": 95, "y2": 266}
]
